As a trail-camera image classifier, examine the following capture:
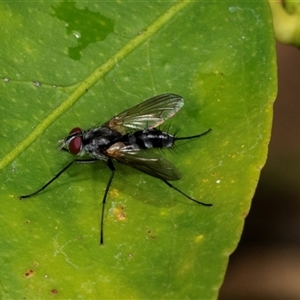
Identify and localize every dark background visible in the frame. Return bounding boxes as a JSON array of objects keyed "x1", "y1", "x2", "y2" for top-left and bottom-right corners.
[{"x1": 220, "y1": 43, "x2": 300, "y2": 299}]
